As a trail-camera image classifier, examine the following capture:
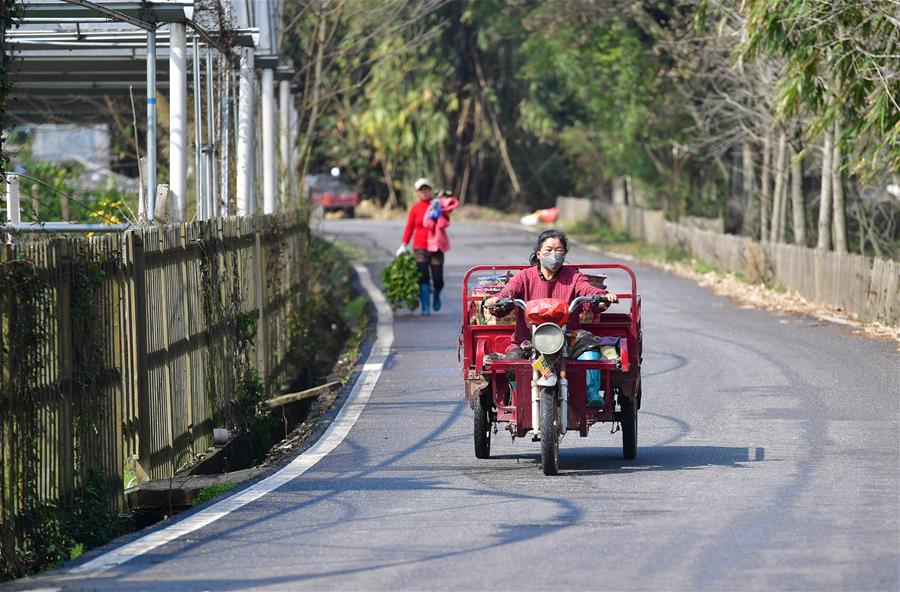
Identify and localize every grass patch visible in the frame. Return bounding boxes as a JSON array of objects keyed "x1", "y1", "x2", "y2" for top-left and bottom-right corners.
[
  {"x1": 593, "y1": 226, "x2": 630, "y2": 244},
  {"x1": 333, "y1": 241, "x2": 365, "y2": 262},
  {"x1": 192, "y1": 482, "x2": 236, "y2": 506},
  {"x1": 764, "y1": 280, "x2": 787, "y2": 293},
  {"x1": 567, "y1": 220, "x2": 630, "y2": 244},
  {"x1": 732, "y1": 271, "x2": 749, "y2": 284},
  {"x1": 692, "y1": 259, "x2": 718, "y2": 275},
  {"x1": 344, "y1": 295, "x2": 369, "y2": 324},
  {"x1": 663, "y1": 245, "x2": 691, "y2": 263},
  {"x1": 123, "y1": 465, "x2": 136, "y2": 489}
]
